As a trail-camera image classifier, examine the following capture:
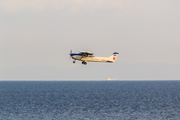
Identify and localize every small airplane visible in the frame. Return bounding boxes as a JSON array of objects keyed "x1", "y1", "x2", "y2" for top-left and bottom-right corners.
[{"x1": 69, "y1": 50, "x2": 119, "y2": 65}]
